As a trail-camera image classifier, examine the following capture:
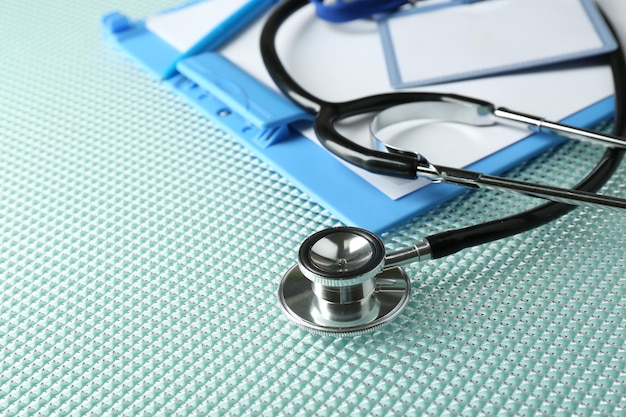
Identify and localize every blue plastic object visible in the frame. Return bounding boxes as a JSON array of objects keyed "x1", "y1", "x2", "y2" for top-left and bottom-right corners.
[
  {"x1": 161, "y1": 0, "x2": 279, "y2": 78},
  {"x1": 101, "y1": 11, "x2": 132, "y2": 33},
  {"x1": 102, "y1": 1, "x2": 278, "y2": 79},
  {"x1": 309, "y1": 0, "x2": 410, "y2": 22},
  {"x1": 176, "y1": 53, "x2": 312, "y2": 147},
  {"x1": 308, "y1": 0, "x2": 484, "y2": 22}
]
